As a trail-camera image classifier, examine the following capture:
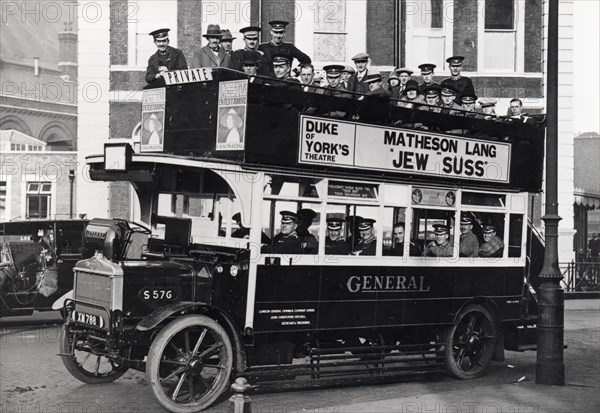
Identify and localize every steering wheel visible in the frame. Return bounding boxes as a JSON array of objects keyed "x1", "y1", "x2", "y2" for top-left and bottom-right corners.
[{"x1": 115, "y1": 219, "x2": 152, "y2": 235}]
